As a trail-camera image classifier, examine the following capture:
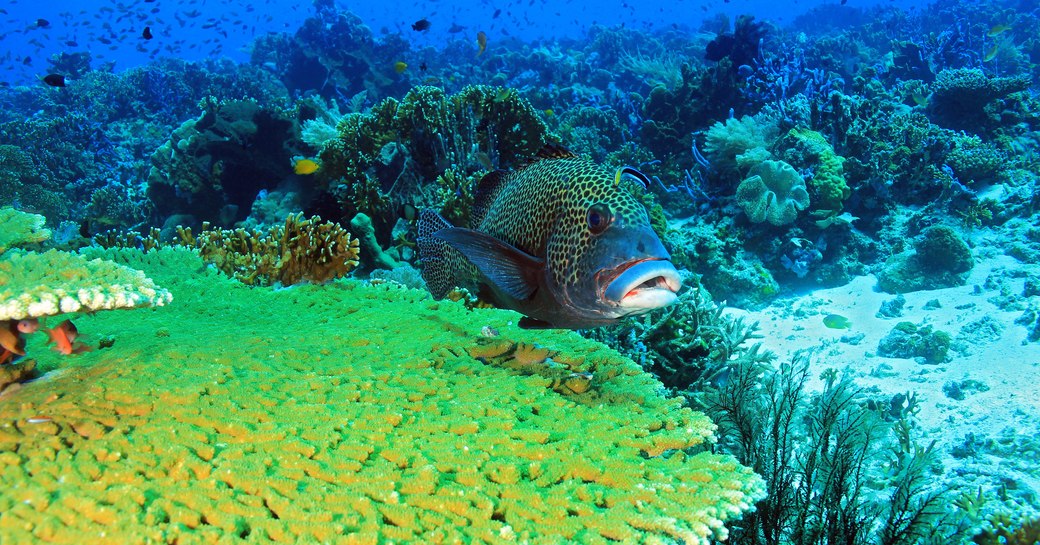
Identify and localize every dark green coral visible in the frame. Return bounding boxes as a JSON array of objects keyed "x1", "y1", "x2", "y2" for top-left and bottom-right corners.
[{"x1": 315, "y1": 85, "x2": 556, "y2": 260}]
